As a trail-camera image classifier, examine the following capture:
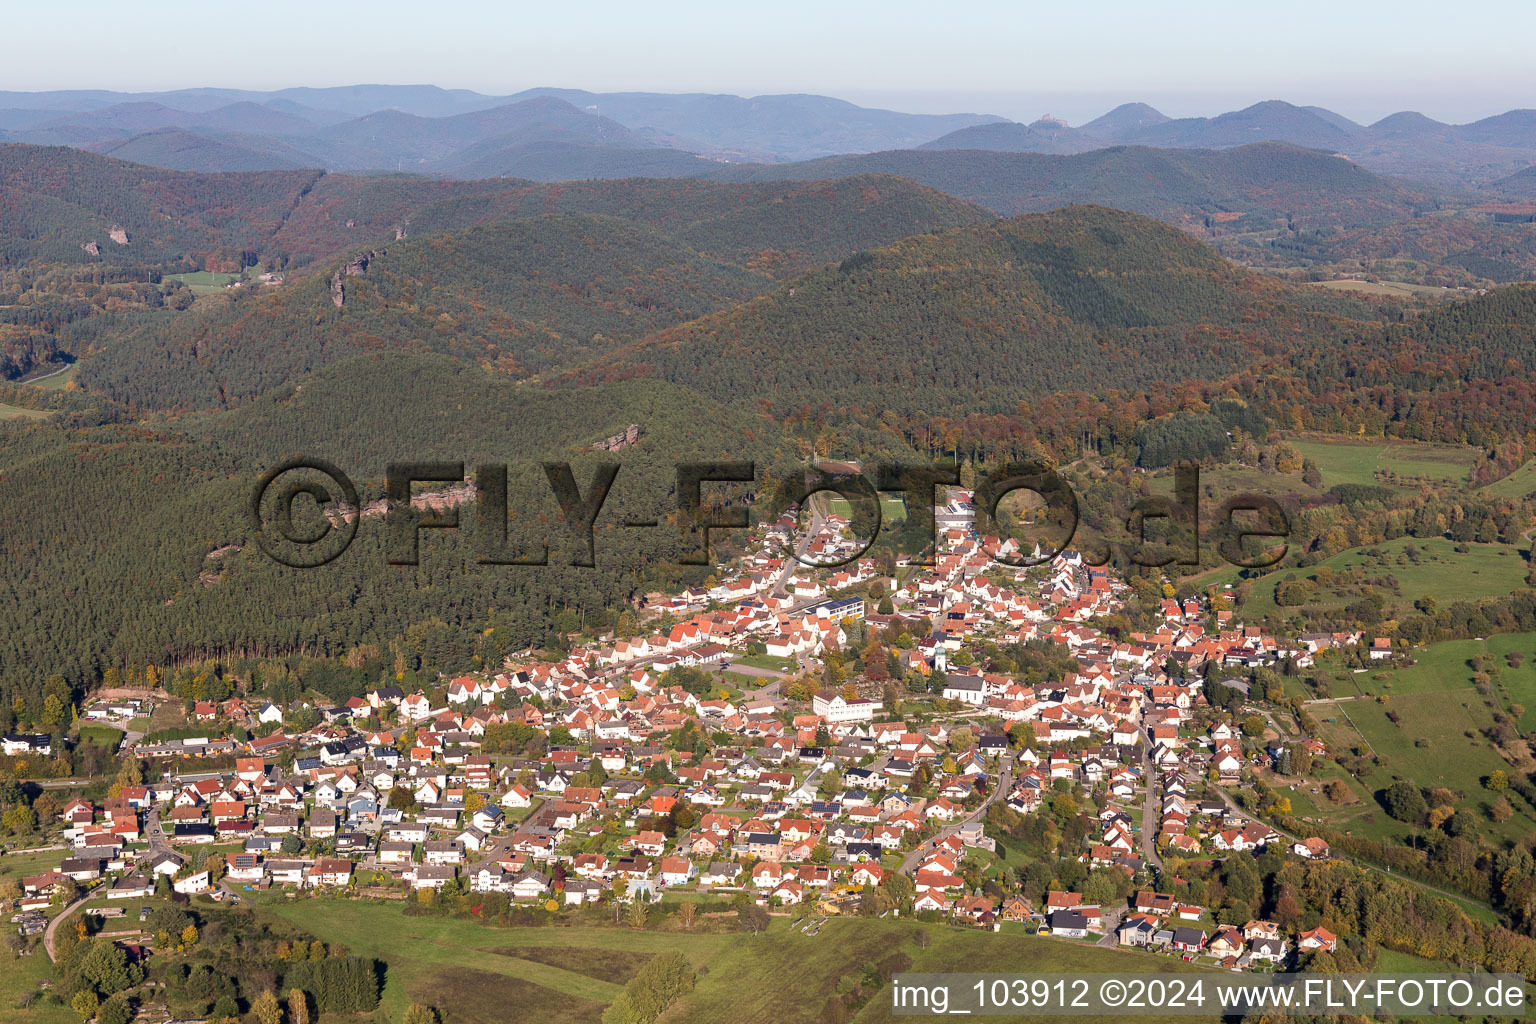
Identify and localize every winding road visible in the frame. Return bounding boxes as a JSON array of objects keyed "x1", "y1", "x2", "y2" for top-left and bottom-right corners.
[
  {"x1": 898, "y1": 754, "x2": 1014, "y2": 876},
  {"x1": 44, "y1": 889, "x2": 94, "y2": 961}
]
